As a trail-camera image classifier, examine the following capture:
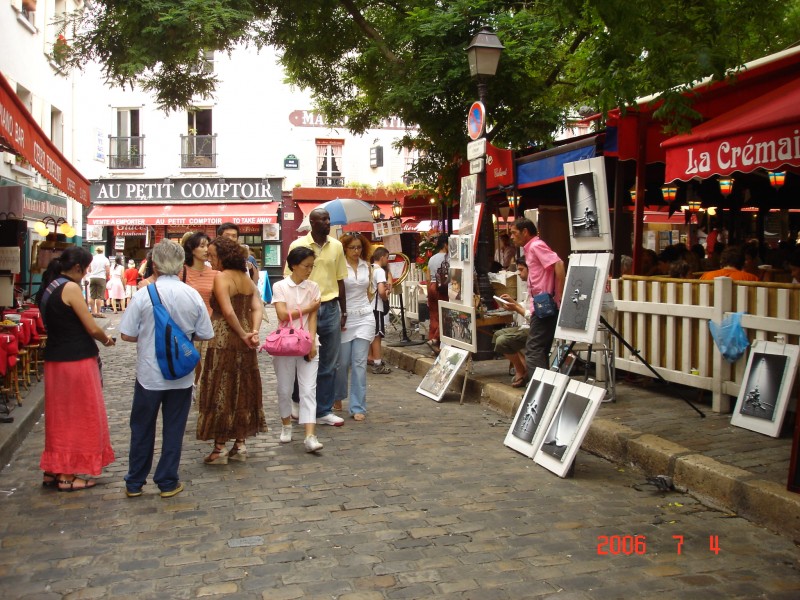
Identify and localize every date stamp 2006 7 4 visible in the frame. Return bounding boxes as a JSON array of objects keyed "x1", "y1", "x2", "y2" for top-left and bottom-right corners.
[{"x1": 597, "y1": 535, "x2": 720, "y2": 556}]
